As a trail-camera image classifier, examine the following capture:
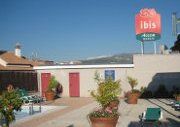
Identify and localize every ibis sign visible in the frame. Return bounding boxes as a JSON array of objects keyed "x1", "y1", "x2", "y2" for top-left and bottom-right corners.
[{"x1": 135, "y1": 9, "x2": 161, "y2": 41}]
